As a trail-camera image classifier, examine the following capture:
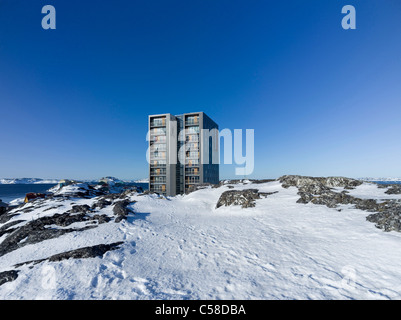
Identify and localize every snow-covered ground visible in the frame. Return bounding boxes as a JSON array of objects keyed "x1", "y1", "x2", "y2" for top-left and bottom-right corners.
[{"x1": 1, "y1": 180, "x2": 401, "y2": 299}]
